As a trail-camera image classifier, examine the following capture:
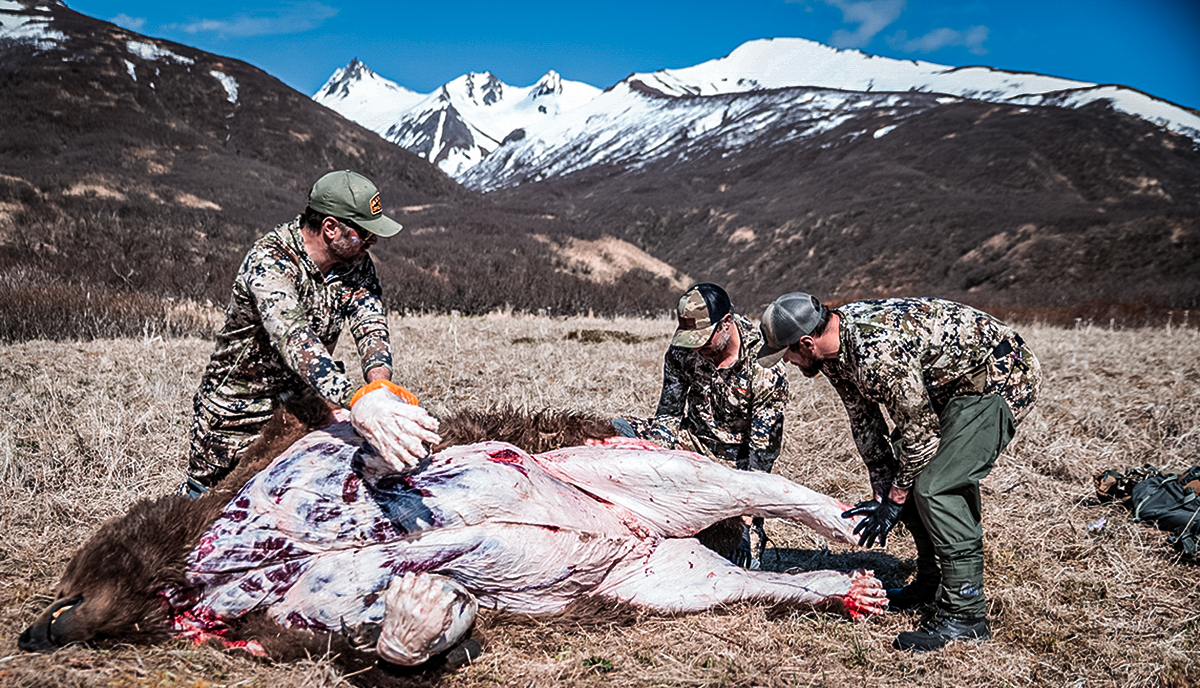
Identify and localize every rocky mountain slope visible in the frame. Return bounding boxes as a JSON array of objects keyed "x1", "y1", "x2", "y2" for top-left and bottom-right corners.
[
  {"x1": 319, "y1": 37, "x2": 1200, "y2": 191},
  {"x1": 491, "y1": 91, "x2": 1200, "y2": 317},
  {"x1": 318, "y1": 36, "x2": 1199, "y2": 319},
  {"x1": 0, "y1": 1, "x2": 678, "y2": 339},
  {"x1": 1, "y1": 1, "x2": 1195, "y2": 337}
]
